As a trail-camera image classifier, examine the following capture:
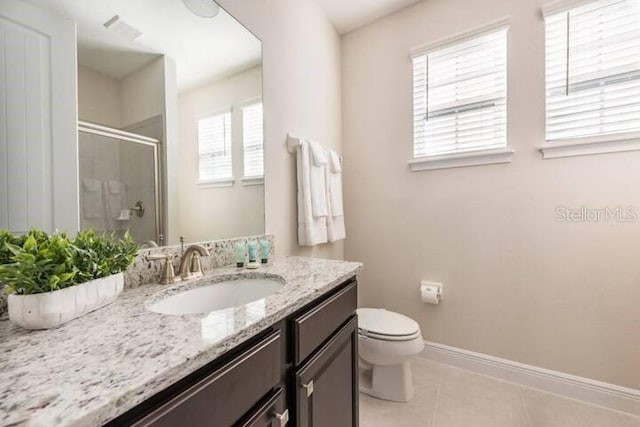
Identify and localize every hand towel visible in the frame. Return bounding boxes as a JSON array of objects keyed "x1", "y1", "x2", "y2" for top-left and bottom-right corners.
[
  {"x1": 326, "y1": 149, "x2": 346, "y2": 242},
  {"x1": 329, "y1": 149, "x2": 342, "y2": 173},
  {"x1": 108, "y1": 180, "x2": 121, "y2": 194},
  {"x1": 296, "y1": 139, "x2": 328, "y2": 246},
  {"x1": 82, "y1": 178, "x2": 103, "y2": 219},
  {"x1": 105, "y1": 180, "x2": 128, "y2": 232},
  {"x1": 307, "y1": 140, "x2": 329, "y2": 217},
  {"x1": 327, "y1": 150, "x2": 344, "y2": 216}
]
